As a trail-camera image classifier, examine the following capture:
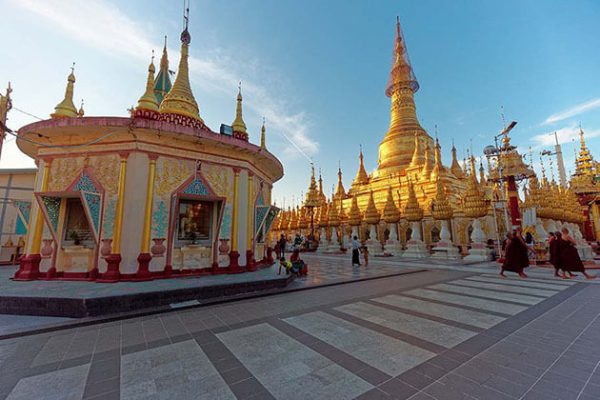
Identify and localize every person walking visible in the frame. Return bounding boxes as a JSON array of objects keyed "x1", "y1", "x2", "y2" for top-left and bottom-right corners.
[
  {"x1": 351, "y1": 236, "x2": 361, "y2": 266},
  {"x1": 501, "y1": 230, "x2": 529, "y2": 278},
  {"x1": 362, "y1": 244, "x2": 369, "y2": 267},
  {"x1": 549, "y1": 232, "x2": 576, "y2": 279},
  {"x1": 560, "y1": 228, "x2": 595, "y2": 279},
  {"x1": 279, "y1": 234, "x2": 287, "y2": 259}
]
